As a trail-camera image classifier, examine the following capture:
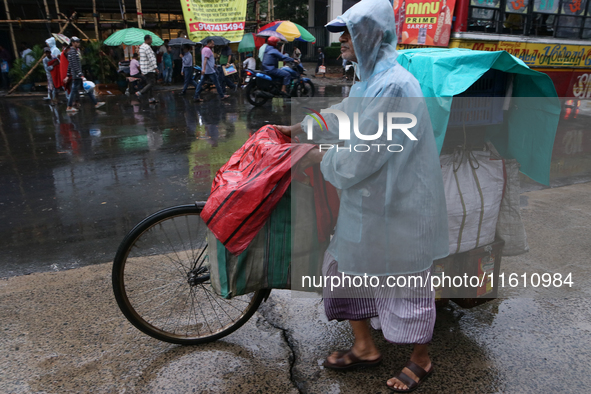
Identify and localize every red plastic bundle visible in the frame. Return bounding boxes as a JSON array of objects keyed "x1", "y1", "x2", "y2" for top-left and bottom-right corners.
[{"x1": 201, "y1": 125, "x2": 316, "y2": 255}]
